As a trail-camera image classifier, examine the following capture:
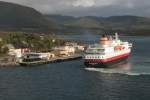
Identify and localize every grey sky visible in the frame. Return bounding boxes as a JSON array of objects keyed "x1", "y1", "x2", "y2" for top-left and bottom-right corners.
[{"x1": 2, "y1": 0, "x2": 150, "y2": 17}]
